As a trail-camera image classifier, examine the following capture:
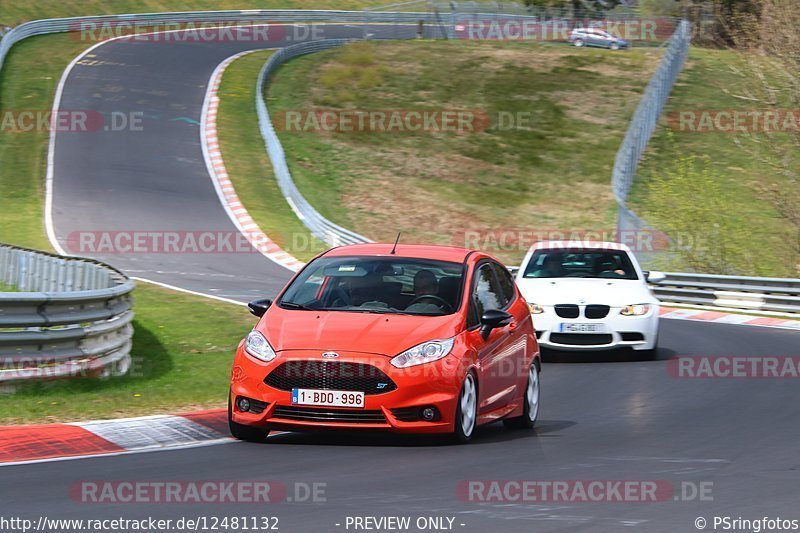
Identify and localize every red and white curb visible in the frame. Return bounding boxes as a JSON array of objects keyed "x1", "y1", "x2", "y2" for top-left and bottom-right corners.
[
  {"x1": 201, "y1": 51, "x2": 305, "y2": 272},
  {"x1": 660, "y1": 306, "x2": 800, "y2": 330},
  {"x1": 0, "y1": 410, "x2": 230, "y2": 466}
]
